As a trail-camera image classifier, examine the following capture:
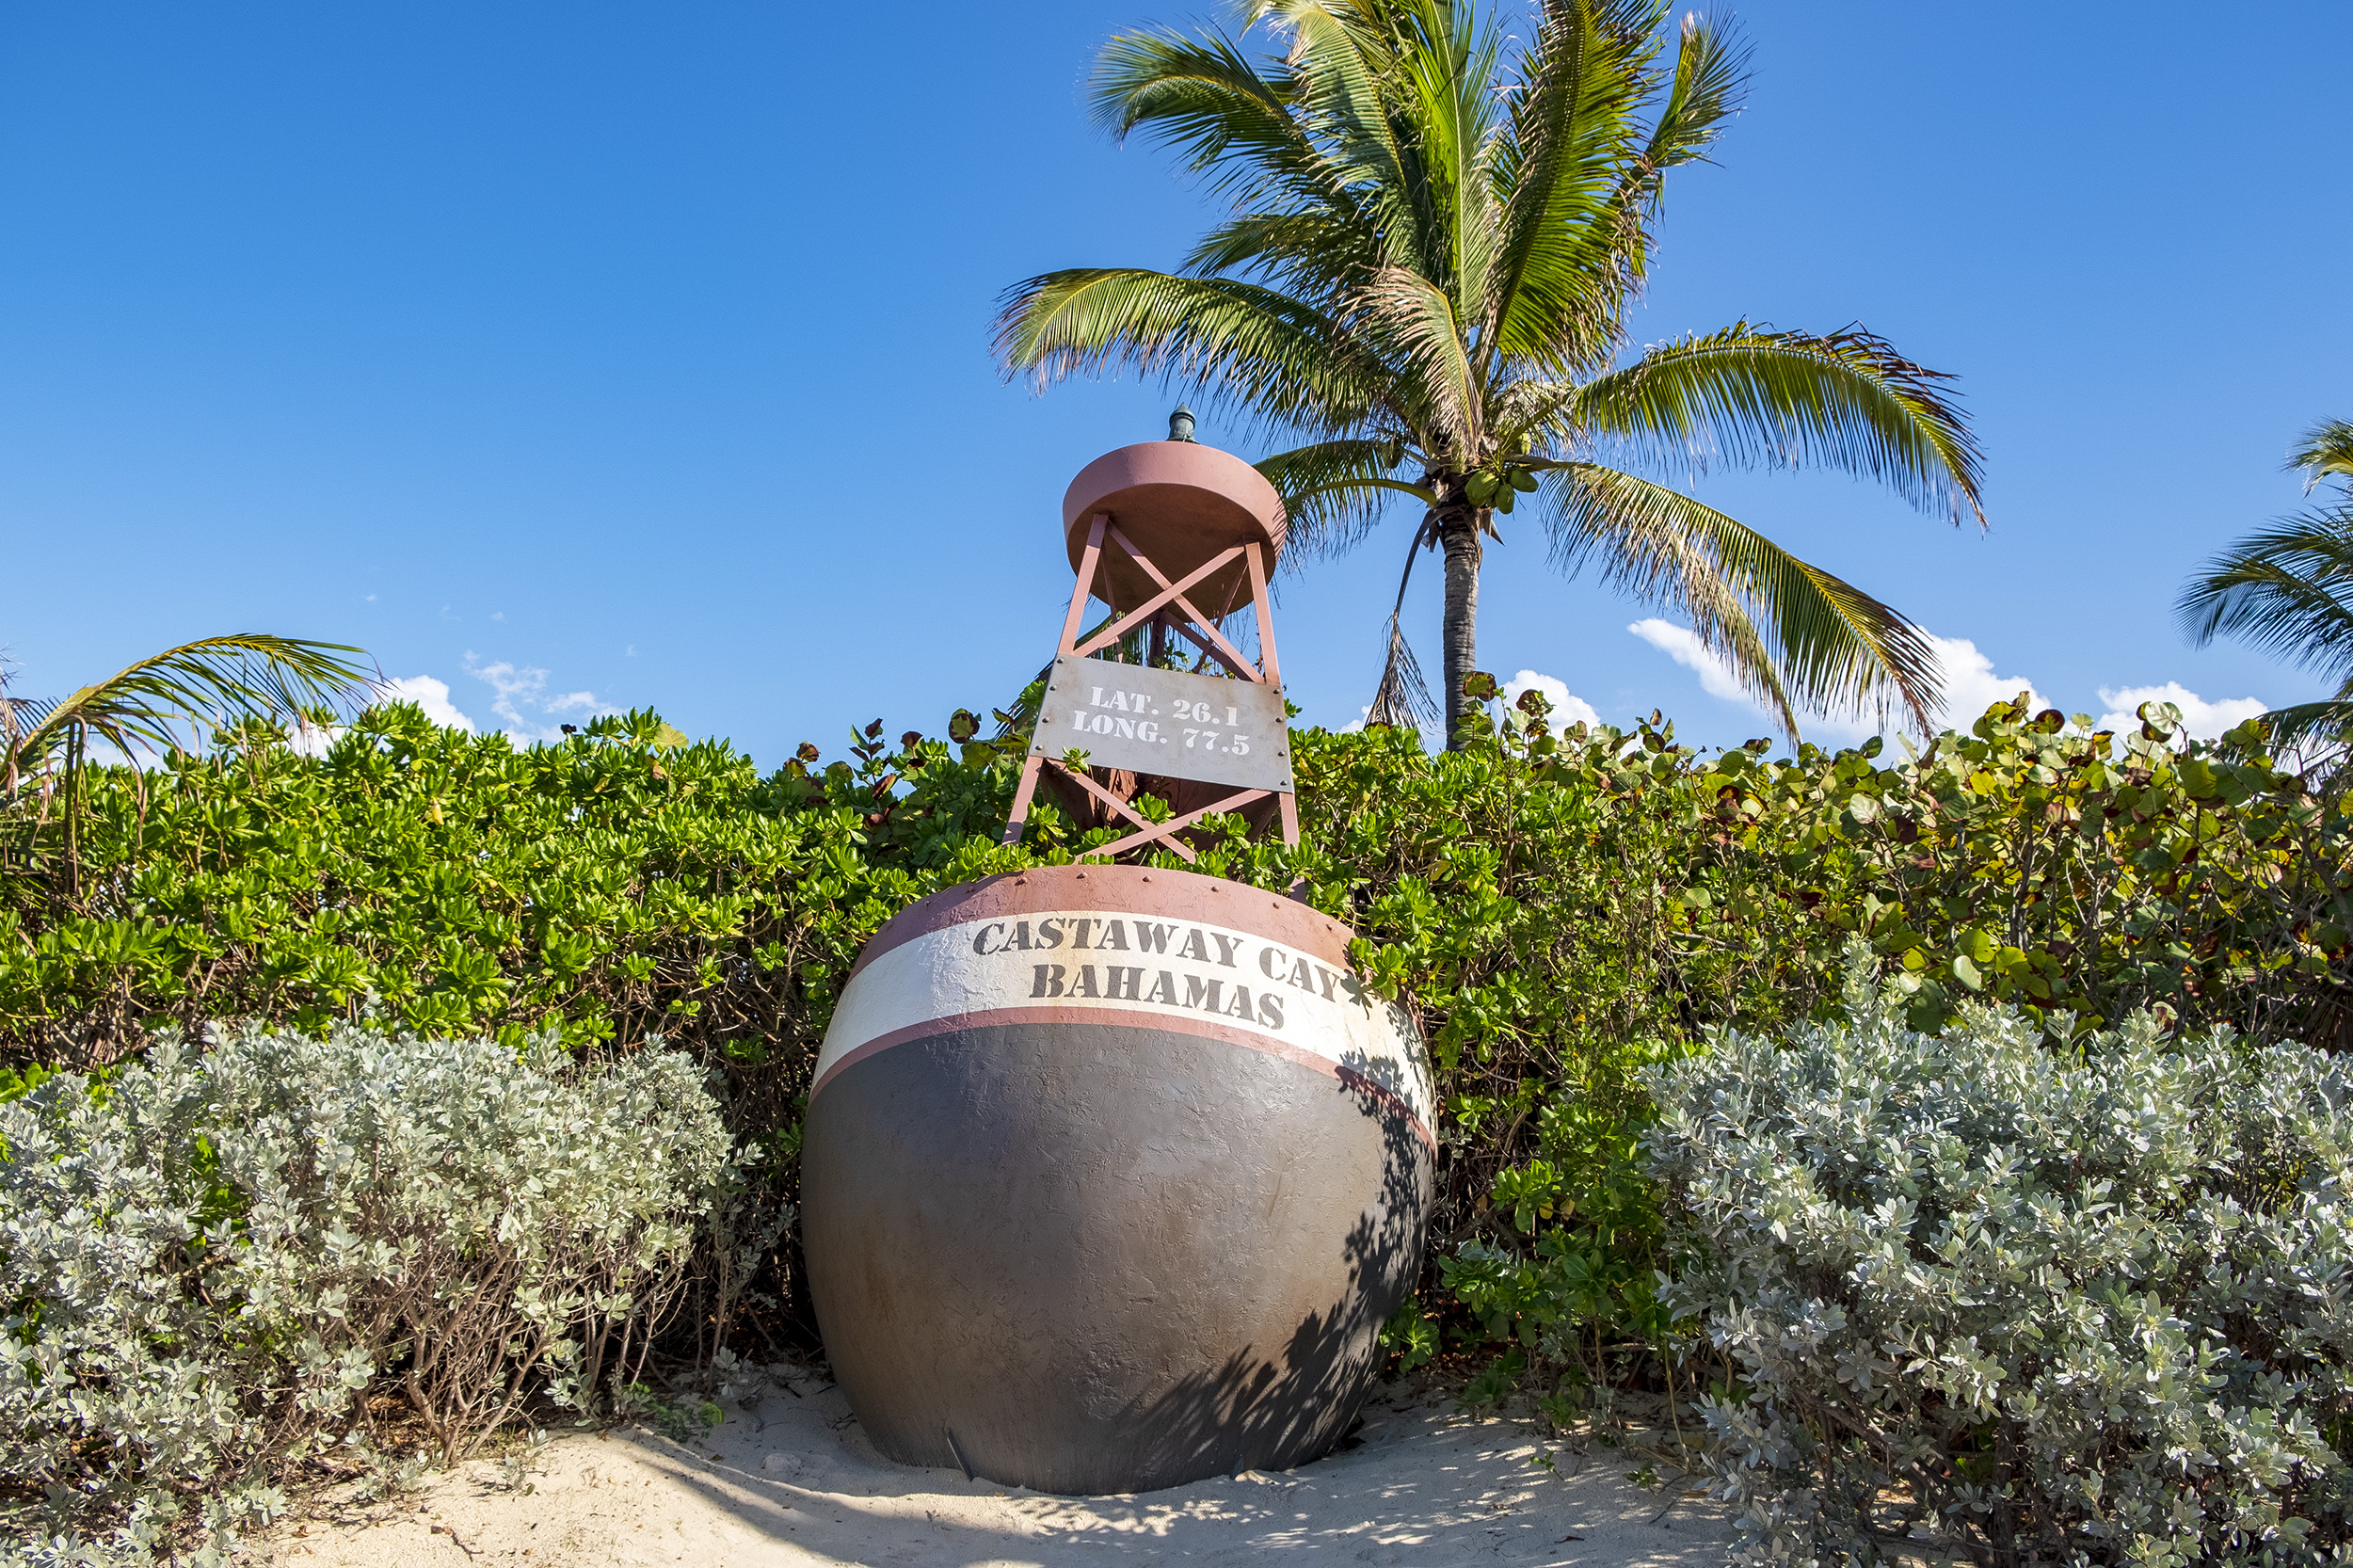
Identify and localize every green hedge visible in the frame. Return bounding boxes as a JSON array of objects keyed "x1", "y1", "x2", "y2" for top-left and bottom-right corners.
[{"x1": 5, "y1": 691, "x2": 2348, "y2": 1360}]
